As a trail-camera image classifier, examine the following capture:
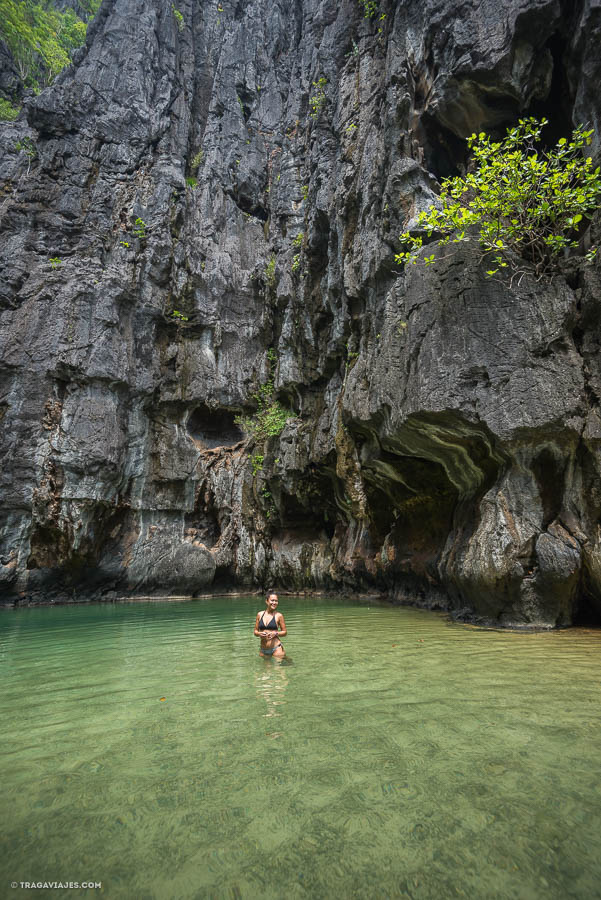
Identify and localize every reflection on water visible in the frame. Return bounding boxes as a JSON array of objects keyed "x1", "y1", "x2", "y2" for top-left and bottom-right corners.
[
  {"x1": 1, "y1": 596, "x2": 601, "y2": 899},
  {"x1": 255, "y1": 665, "x2": 289, "y2": 738}
]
